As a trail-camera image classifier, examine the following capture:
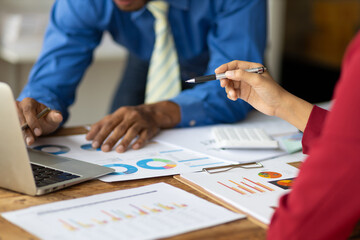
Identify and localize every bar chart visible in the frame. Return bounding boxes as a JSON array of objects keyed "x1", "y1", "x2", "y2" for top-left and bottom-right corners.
[
  {"x1": 217, "y1": 177, "x2": 275, "y2": 196},
  {"x1": 2, "y1": 183, "x2": 242, "y2": 240}
]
